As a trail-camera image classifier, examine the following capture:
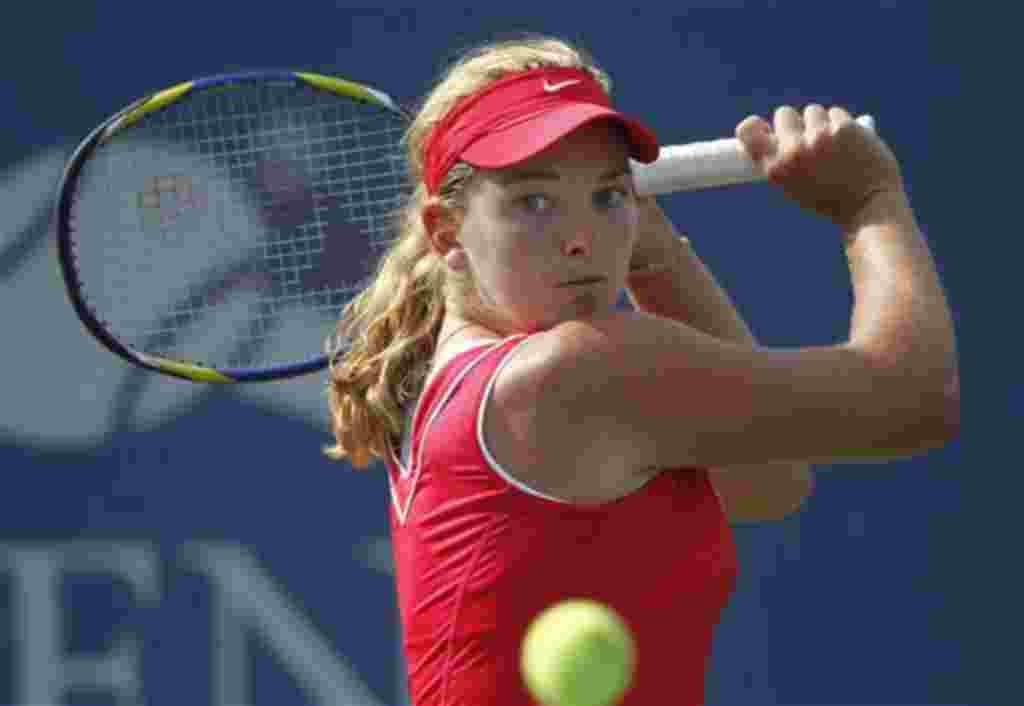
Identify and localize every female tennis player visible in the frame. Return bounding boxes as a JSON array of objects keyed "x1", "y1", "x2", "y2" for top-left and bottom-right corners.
[{"x1": 325, "y1": 36, "x2": 959, "y2": 706}]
